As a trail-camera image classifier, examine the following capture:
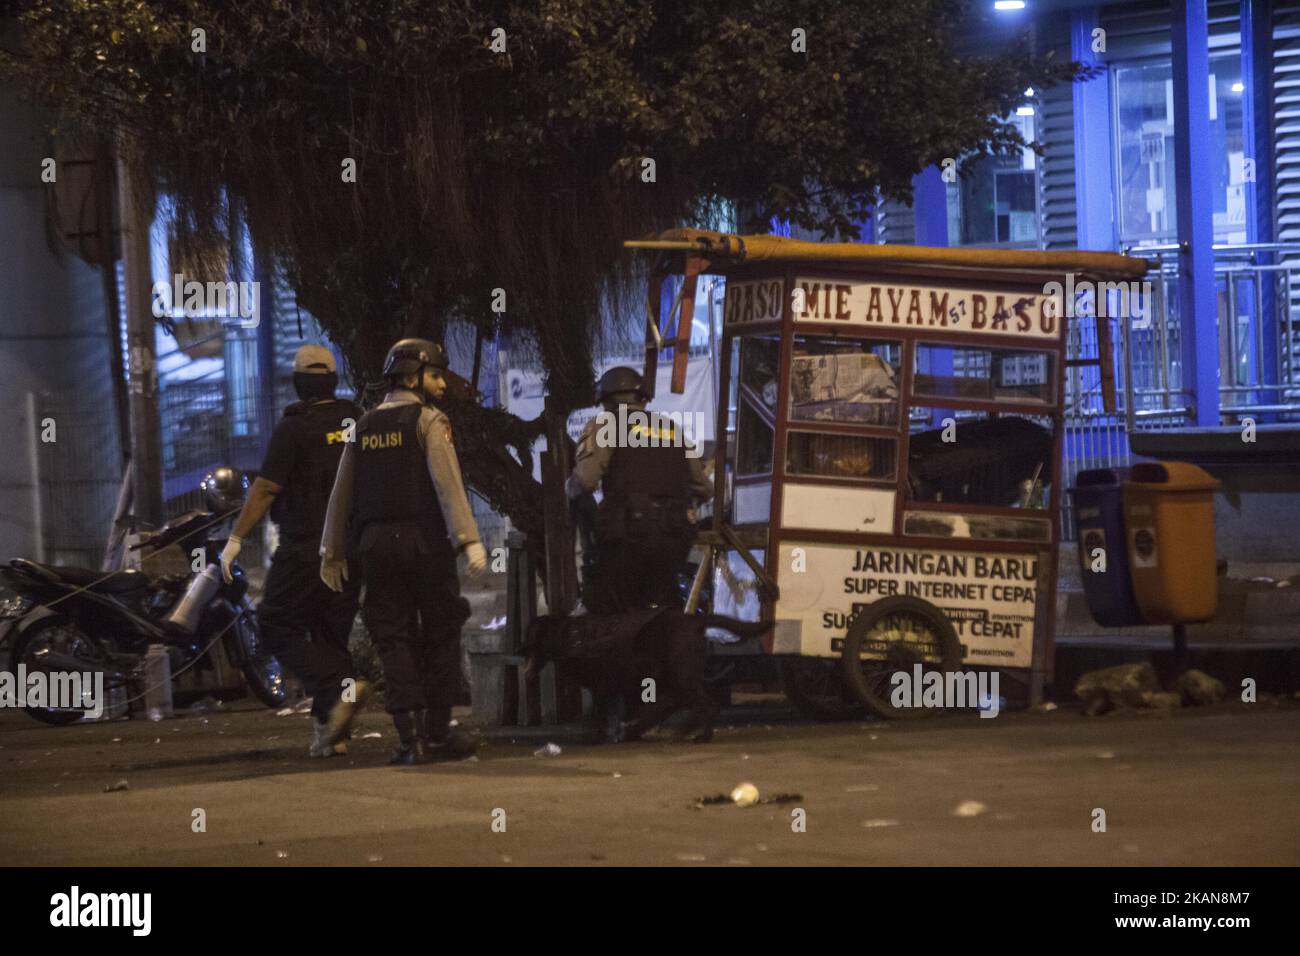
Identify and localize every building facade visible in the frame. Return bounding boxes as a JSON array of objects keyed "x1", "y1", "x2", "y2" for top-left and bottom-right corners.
[{"x1": 871, "y1": 0, "x2": 1300, "y2": 559}]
